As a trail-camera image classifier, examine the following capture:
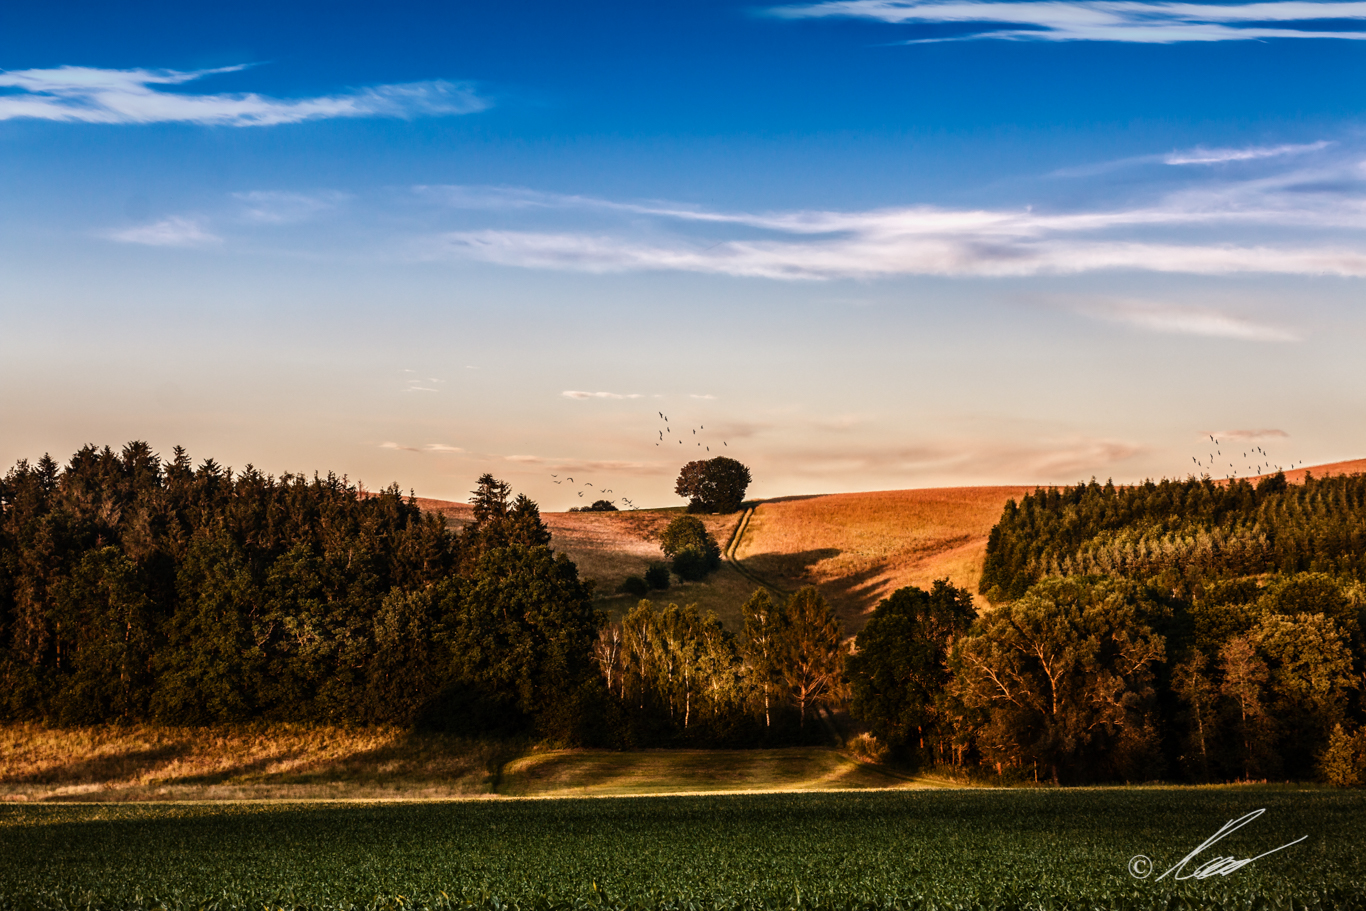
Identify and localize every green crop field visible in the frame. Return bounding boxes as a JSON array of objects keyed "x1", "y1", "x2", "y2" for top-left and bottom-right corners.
[{"x1": 0, "y1": 789, "x2": 1363, "y2": 911}]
